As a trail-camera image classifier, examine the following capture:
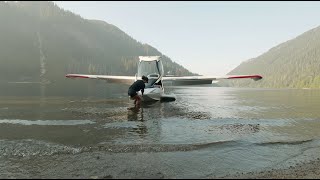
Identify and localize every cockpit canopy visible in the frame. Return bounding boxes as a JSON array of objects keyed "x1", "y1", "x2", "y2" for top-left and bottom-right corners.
[{"x1": 137, "y1": 56, "x2": 164, "y2": 88}]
